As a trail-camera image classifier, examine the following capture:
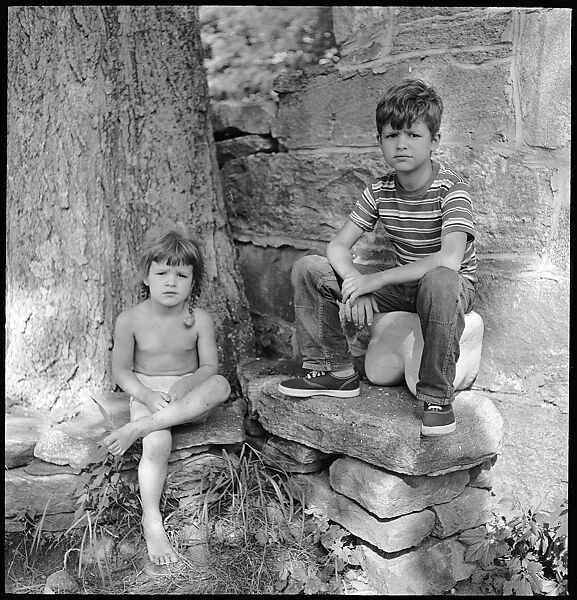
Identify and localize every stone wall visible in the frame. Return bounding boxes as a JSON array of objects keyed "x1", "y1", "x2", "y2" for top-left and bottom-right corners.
[{"x1": 212, "y1": 7, "x2": 569, "y2": 509}]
